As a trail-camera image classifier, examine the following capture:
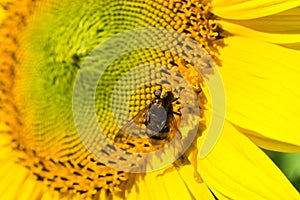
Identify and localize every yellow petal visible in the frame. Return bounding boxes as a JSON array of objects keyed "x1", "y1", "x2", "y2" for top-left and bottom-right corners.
[
  {"x1": 126, "y1": 172, "x2": 169, "y2": 199},
  {"x1": 221, "y1": 6, "x2": 300, "y2": 35},
  {"x1": 0, "y1": 9, "x2": 4, "y2": 23},
  {"x1": 197, "y1": 122, "x2": 299, "y2": 199},
  {"x1": 219, "y1": 36, "x2": 300, "y2": 152},
  {"x1": 0, "y1": 135, "x2": 42, "y2": 199},
  {"x1": 157, "y1": 167, "x2": 197, "y2": 200},
  {"x1": 126, "y1": 169, "x2": 186, "y2": 200},
  {"x1": 176, "y1": 165, "x2": 215, "y2": 199},
  {"x1": 126, "y1": 165, "x2": 214, "y2": 200},
  {"x1": 212, "y1": 0, "x2": 300, "y2": 20},
  {"x1": 279, "y1": 42, "x2": 300, "y2": 51},
  {"x1": 218, "y1": 20, "x2": 300, "y2": 44},
  {"x1": 16, "y1": 177, "x2": 42, "y2": 200},
  {"x1": 0, "y1": 159, "x2": 37, "y2": 200}
]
